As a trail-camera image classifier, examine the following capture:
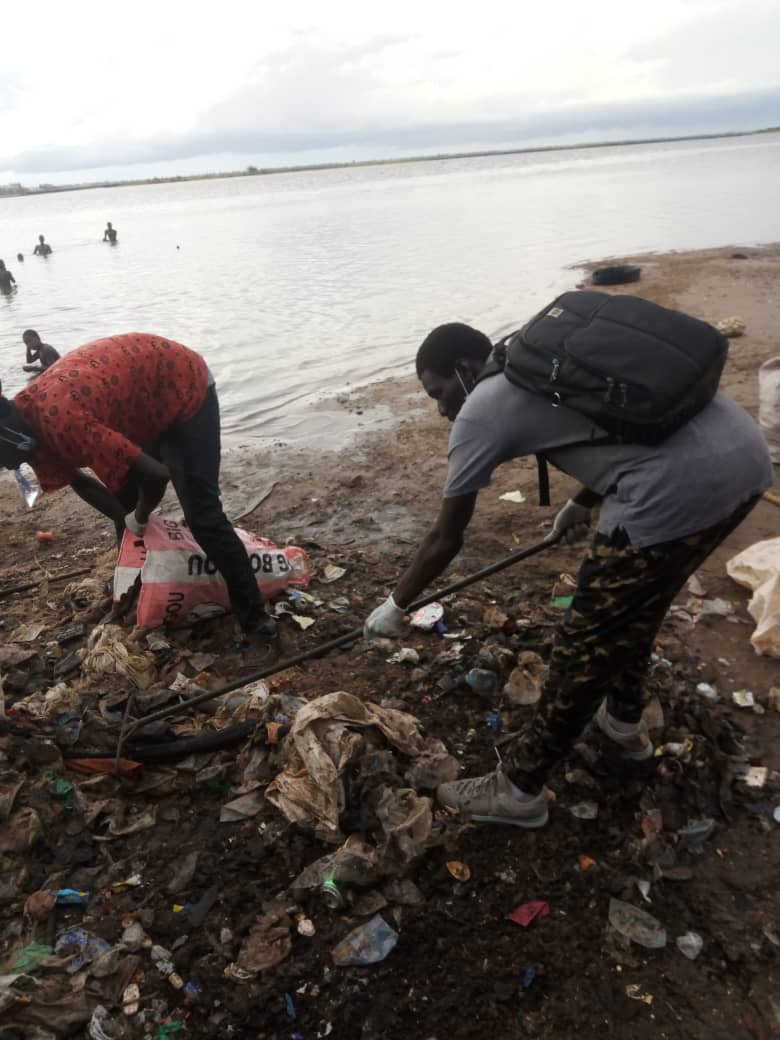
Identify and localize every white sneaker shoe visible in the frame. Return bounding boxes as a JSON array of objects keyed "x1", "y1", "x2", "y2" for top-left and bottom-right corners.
[
  {"x1": 594, "y1": 701, "x2": 653, "y2": 761},
  {"x1": 436, "y1": 768, "x2": 551, "y2": 828}
]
